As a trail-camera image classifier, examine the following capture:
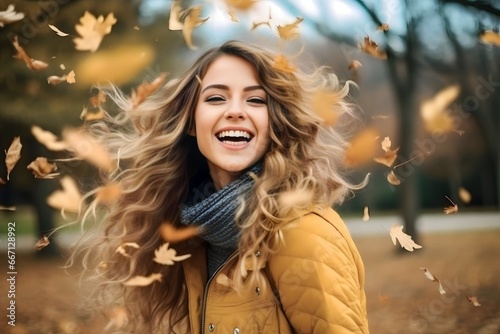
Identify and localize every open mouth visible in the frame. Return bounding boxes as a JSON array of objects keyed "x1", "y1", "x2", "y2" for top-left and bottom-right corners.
[{"x1": 216, "y1": 130, "x2": 254, "y2": 145}]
